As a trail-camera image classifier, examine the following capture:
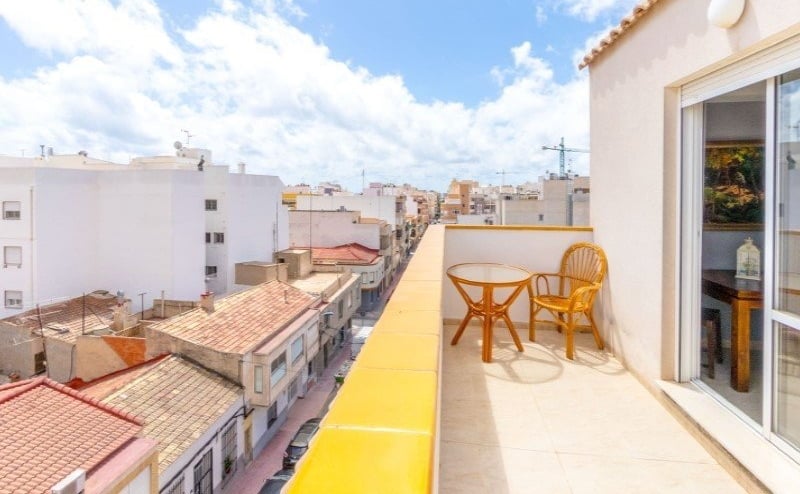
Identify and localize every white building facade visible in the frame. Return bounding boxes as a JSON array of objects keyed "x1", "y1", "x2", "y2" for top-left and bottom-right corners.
[{"x1": 0, "y1": 151, "x2": 287, "y2": 319}]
